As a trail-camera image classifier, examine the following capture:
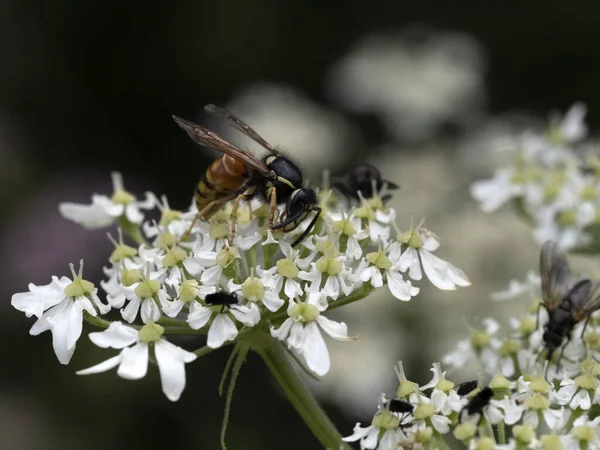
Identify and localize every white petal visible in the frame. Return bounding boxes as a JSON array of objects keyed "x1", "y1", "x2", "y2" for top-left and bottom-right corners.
[
  {"x1": 345, "y1": 237, "x2": 363, "y2": 260},
  {"x1": 121, "y1": 296, "x2": 141, "y2": 323},
  {"x1": 76, "y1": 354, "x2": 123, "y2": 375},
  {"x1": 419, "y1": 249, "x2": 457, "y2": 290},
  {"x1": 262, "y1": 291, "x2": 284, "y2": 312},
  {"x1": 46, "y1": 299, "x2": 84, "y2": 364},
  {"x1": 316, "y1": 316, "x2": 352, "y2": 341},
  {"x1": 140, "y1": 298, "x2": 161, "y2": 324},
  {"x1": 200, "y1": 265, "x2": 222, "y2": 286},
  {"x1": 137, "y1": 191, "x2": 157, "y2": 209},
  {"x1": 187, "y1": 304, "x2": 212, "y2": 329},
  {"x1": 94, "y1": 195, "x2": 124, "y2": 216},
  {"x1": 387, "y1": 271, "x2": 419, "y2": 301},
  {"x1": 430, "y1": 414, "x2": 451, "y2": 433},
  {"x1": 11, "y1": 276, "x2": 70, "y2": 318},
  {"x1": 342, "y1": 423, "x2": 374, "y2": 442},
  {"x1": 125, "y1": 204, "x2": 144, "y2": 224},
  {"x1": 154, "y1": 340, "x2": 197, "y2": 401},
  {"x1": 58, "y1": 198, "x2": 116, "y2": 229},
  {"x1": 161, "y1": 299, "x2": 186, "y2": 318},
  {"x1": 207, "y1": 314, "x2": 238, "y2": 348},
  {"x1": 117, "y1": 342, "x2": 149, "y2": 379},
  {"x1": 230, "y1": 303, "x2": 261, "y2": 326},
  {"x1": 270, "y1": 318, "x2": 294, "y2": 341},
  {"x1": 283, "y1": 278, "x2": 303, "y2": 300},
  {"x1": 397, "y1": 247, "x2": 423, "y2": 280},
  {"x1": 88, "y1": 322, "x2": 139, "y2": 349},
  {"x1": 301, "y1": 322, "x2": 330, "y2": 376}
]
